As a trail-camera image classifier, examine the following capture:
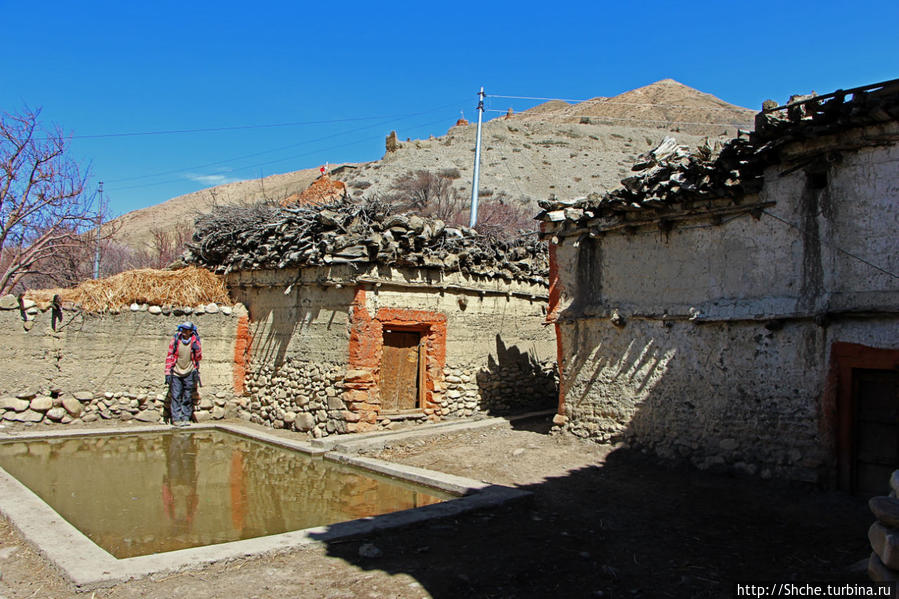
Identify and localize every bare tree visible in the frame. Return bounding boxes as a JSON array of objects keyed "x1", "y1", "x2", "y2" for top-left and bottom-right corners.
[
  {"x1": 148, "y1": 223, "x2": 193, "y2": 268},
  {"x1": 0, "y1": 108, "x2": 94, "y2": 294},
  {"x1": 470, "y1": 192, "x2": 536, "y2": 240},
  {"x1": 382, "y1": 170, "x2": 536, "y2": 239},
  {"x1": 385, "y1": 170, "x2": 464, "y2": 221}
]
